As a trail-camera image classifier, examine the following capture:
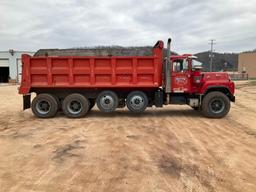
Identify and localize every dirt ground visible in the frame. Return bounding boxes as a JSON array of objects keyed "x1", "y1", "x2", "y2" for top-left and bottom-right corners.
[{"x1": 0, "y1": 81, "x2": 256, "y2": 192}]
